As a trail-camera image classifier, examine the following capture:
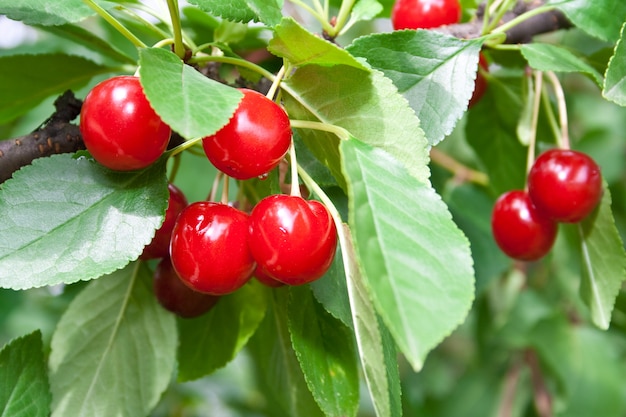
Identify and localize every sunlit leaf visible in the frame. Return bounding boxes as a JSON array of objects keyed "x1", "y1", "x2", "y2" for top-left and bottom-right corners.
[
  {"x1": 603, "y1": 21, "x2": 626, "y2": 106},
  {"x1": 187, "y1": 0, "x2": 282, "y2": 26},
  {"x1": 549, "y1": 0, "x2": 626, "y2": 42}
]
